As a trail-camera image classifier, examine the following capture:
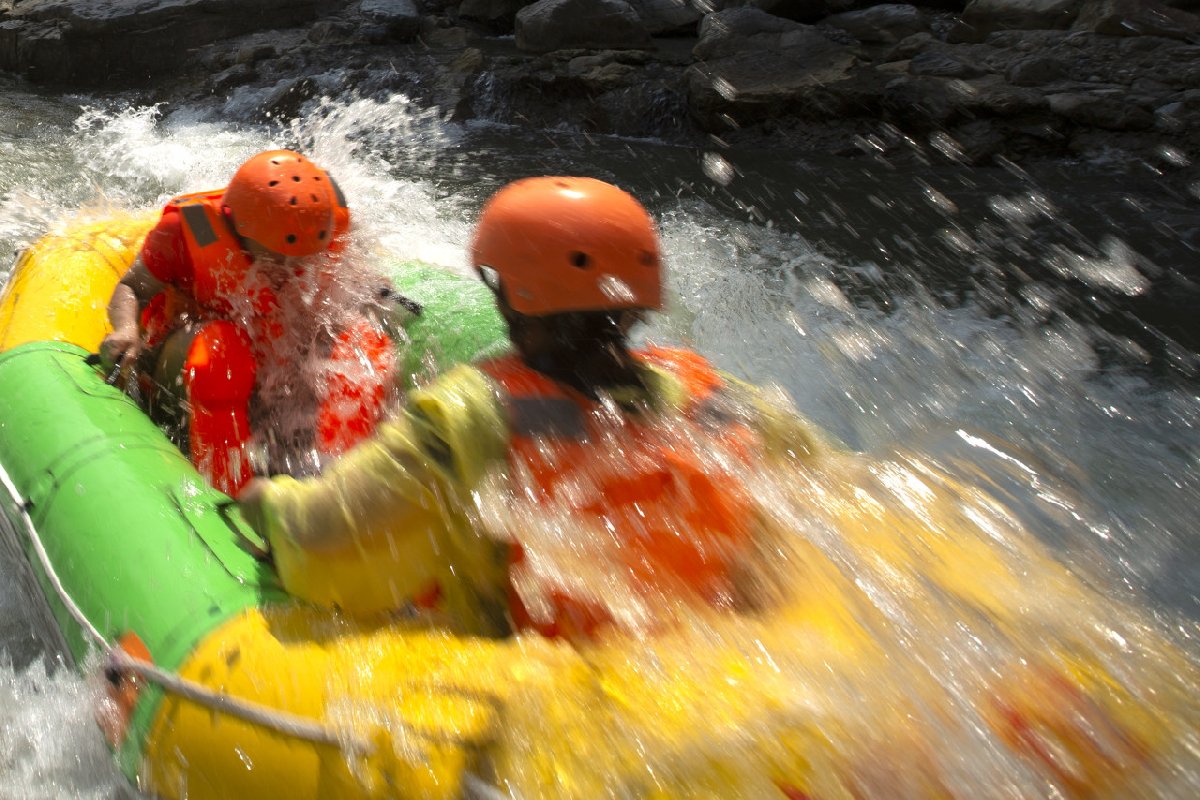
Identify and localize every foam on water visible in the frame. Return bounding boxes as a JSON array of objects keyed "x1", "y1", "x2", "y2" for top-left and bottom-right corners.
[{"x1": 0, "y1": 657, "x2": 130, "y2": 800}]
